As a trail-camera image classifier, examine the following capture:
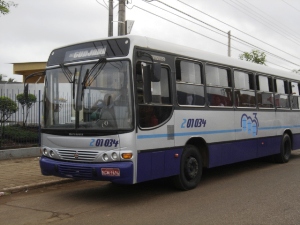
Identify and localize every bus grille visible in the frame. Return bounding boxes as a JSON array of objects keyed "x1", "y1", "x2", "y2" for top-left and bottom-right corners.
[
  {"x1": 57, "y1": 149, "x2": 98, "y2": 162},
  {"x1": 58, "y1": 165, "x2": 93, "y2": 178}
]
